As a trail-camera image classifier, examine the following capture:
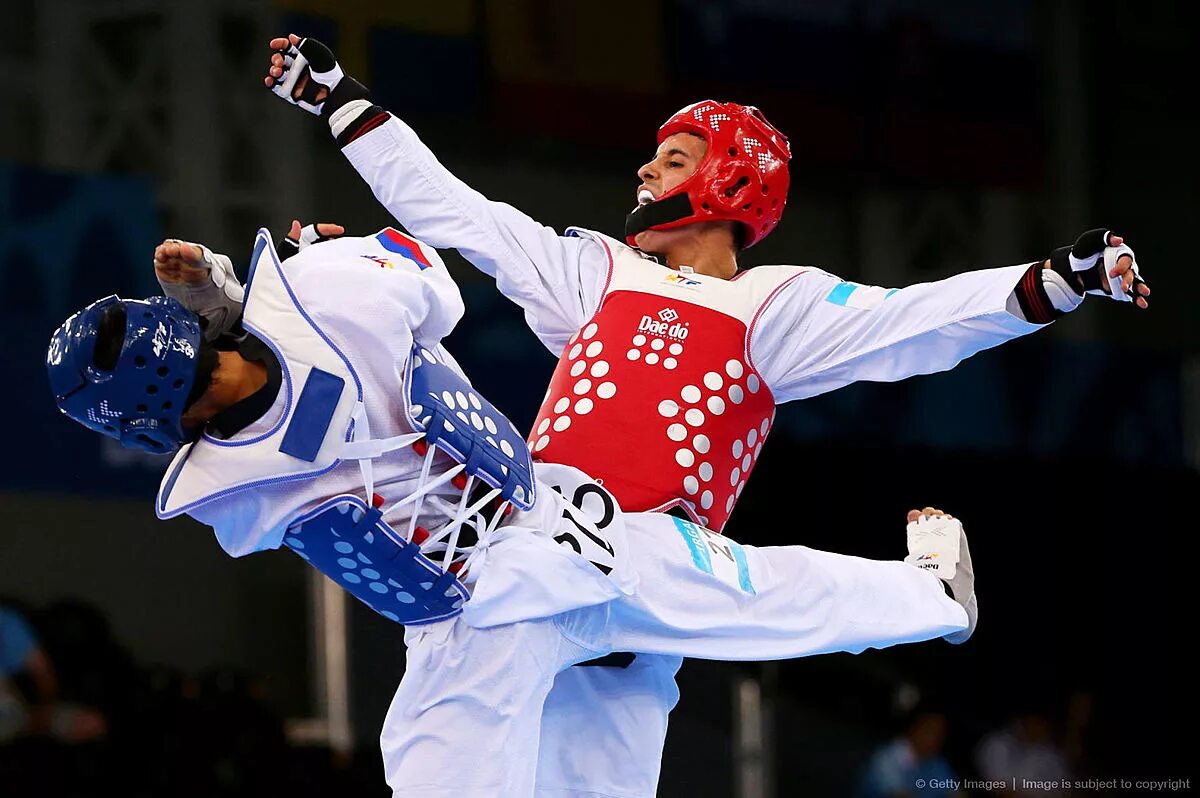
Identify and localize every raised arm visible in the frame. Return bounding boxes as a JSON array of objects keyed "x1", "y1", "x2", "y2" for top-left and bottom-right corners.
[
  {"x1": 755, "y1": 230, "x2": 1149, "y2": 401},
  {"x1": 153, "y1": 221, "x2": 345, "y2": 340},
  {"x1": 153, "y1": 220, "x2": 461, "y2": 346},
  {"x1": 265, "y1": 35, "x2": 609, "y2": 352}
]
